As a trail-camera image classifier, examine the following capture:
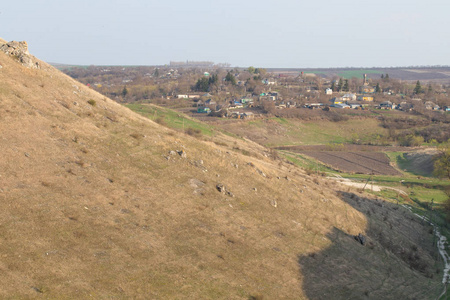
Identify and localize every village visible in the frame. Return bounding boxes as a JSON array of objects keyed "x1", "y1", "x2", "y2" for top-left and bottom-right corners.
[
  {"x1": 60, "y1": 65, "x2": 450, "y2": 122},
  {"x1": 174, "y1": 73, "x2": 450, "y2": 120}
]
